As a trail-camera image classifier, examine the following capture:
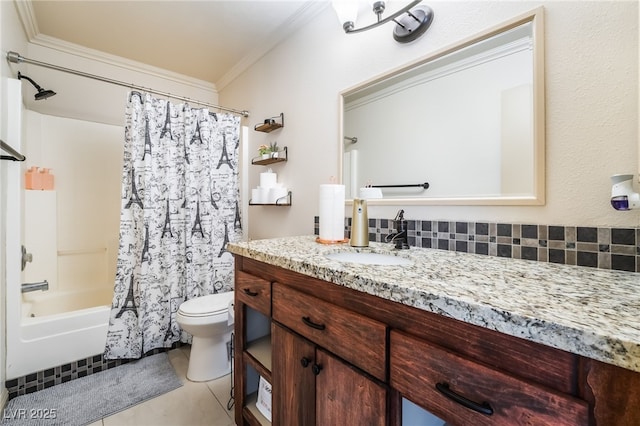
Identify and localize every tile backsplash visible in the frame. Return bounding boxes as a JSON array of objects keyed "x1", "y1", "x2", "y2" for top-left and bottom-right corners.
[{"x1": 314, "y1": 217, "x2": 640, "y2": 273}]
